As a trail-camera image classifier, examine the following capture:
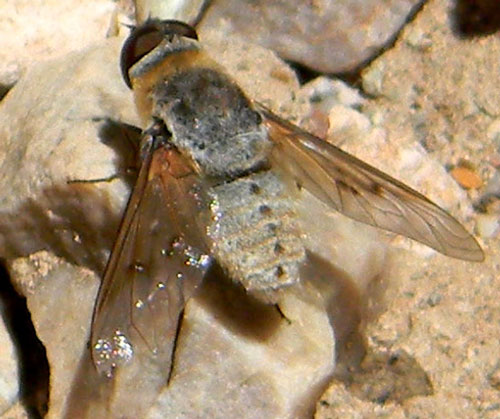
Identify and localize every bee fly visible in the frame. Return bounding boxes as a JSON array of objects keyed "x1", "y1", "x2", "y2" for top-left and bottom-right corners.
[{"x1": 91, "y1": 19, "x2": 484, "y2": 381}]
